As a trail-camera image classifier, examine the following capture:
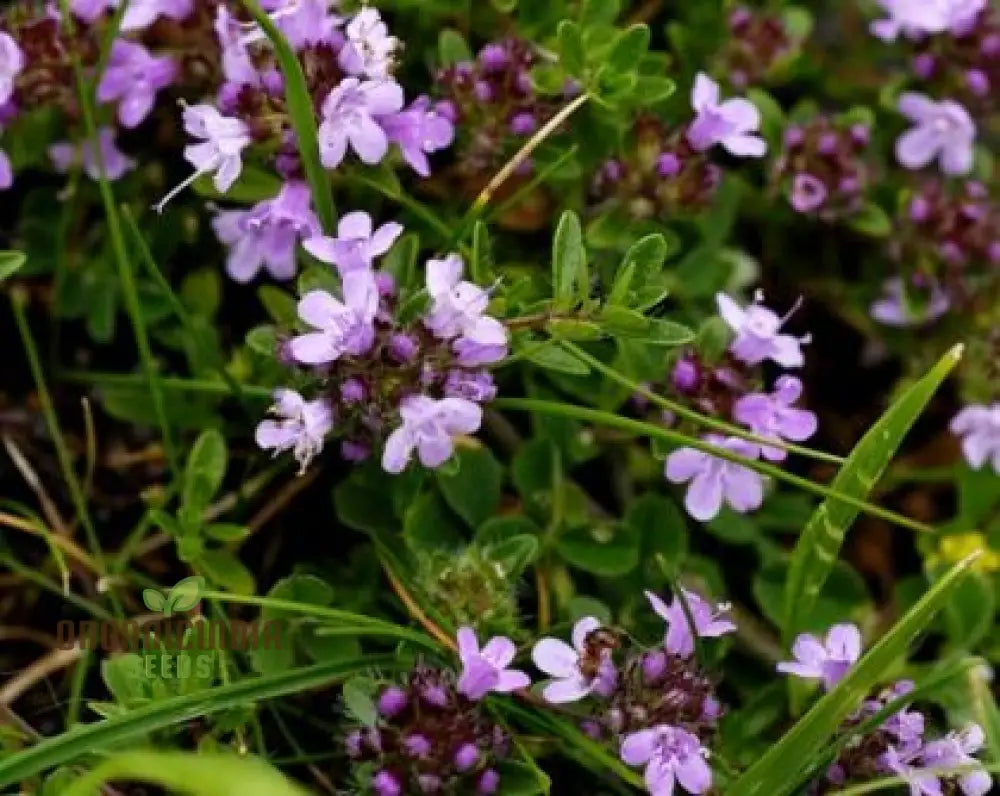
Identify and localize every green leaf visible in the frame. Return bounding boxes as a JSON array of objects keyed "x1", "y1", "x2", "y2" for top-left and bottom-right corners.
[
  {"x1": 783, "y1": 345, "x2": 962, "y2": 643},
  {"x1": 552, "y1": 211, "x2": 587, "y2": 311},
  {"x1": 477, "y1": 515, "x2": 541, "y2": 545},
  {"x1": 580, "y1": 0, "x2": 621, "y2": 26},
  {"x1": 342, "y1": 677, "x2": 378, "y2": 727},
  {"x1": 545, "y1": 318, "x2": 603, "y2": 341},
  {"x1": 437, "y1": 447, "x2": 503, "y2": 528},
  {"x1": 632, "y1": 75, "x2": 676, "y2": 105},
  {"x1": 204, "y1": 523, "x2": 251, "y2": 543},
  {"x1": 198, "y1": 550, "x2": 254, "y2": 595},
  {"x1": 245, "y1": 325, "x2": 278, "y2": 356},
  {"x1": 943, "y1": 570, "x2": 995, "y2": 649},
  {"x1": 847, "y1": 201, "x2": 892, "y2": 238},
  {"x1": 257, "y1": 286, "x2": 298, "y2": 325},
  {"x1": 182, "y1": 430, "x2": 227, "y2": 520},
  {"x1": 438, "y1": 29, "x2": 471, "y2": 66},
  {"x1": 238, "y1": 0, "x2": 335, "y2": 232},
  {"x1": 0, "y1": 251, "x2": 26, "y2": 282},
  {"x1": 525, "y1": 344, "x2": 591, "y2": 375},
  {"x1": 471, "y1": 220, "x2": 493, "y2": 285},
  {"x1": 557, "y1": 20, "x2": 585, "y2": 74},
  {"x1": 618, "y1": 233, "x2": 668, "y2": 289},
  {"x1": 166, "y1": 575, "x2": 205, "y2": 615},
  {"x1": 557, "y1": 522, "x2": 639, "y2": 576},
  {"x1": 495, "y1": 760, "x2": 550, "y2": 795},
  {"x1": 192, "y1": 165, "x2": 282, "y2": 204},
  {"x1": 403, "y1": 493, "x2": 465, "y2": 552},
  {"x1": 729, "y1": 554, "x2": 979, "y2": 796},
  {"x1": 0, "y1": 656, "x2": 397, "y2": 787},
  {"x1": 607, "y1": 24, "x2": 649, "y2": 72},
  {"x1": 486, "y1": 534, "x2": 539, "y2": 579}
]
